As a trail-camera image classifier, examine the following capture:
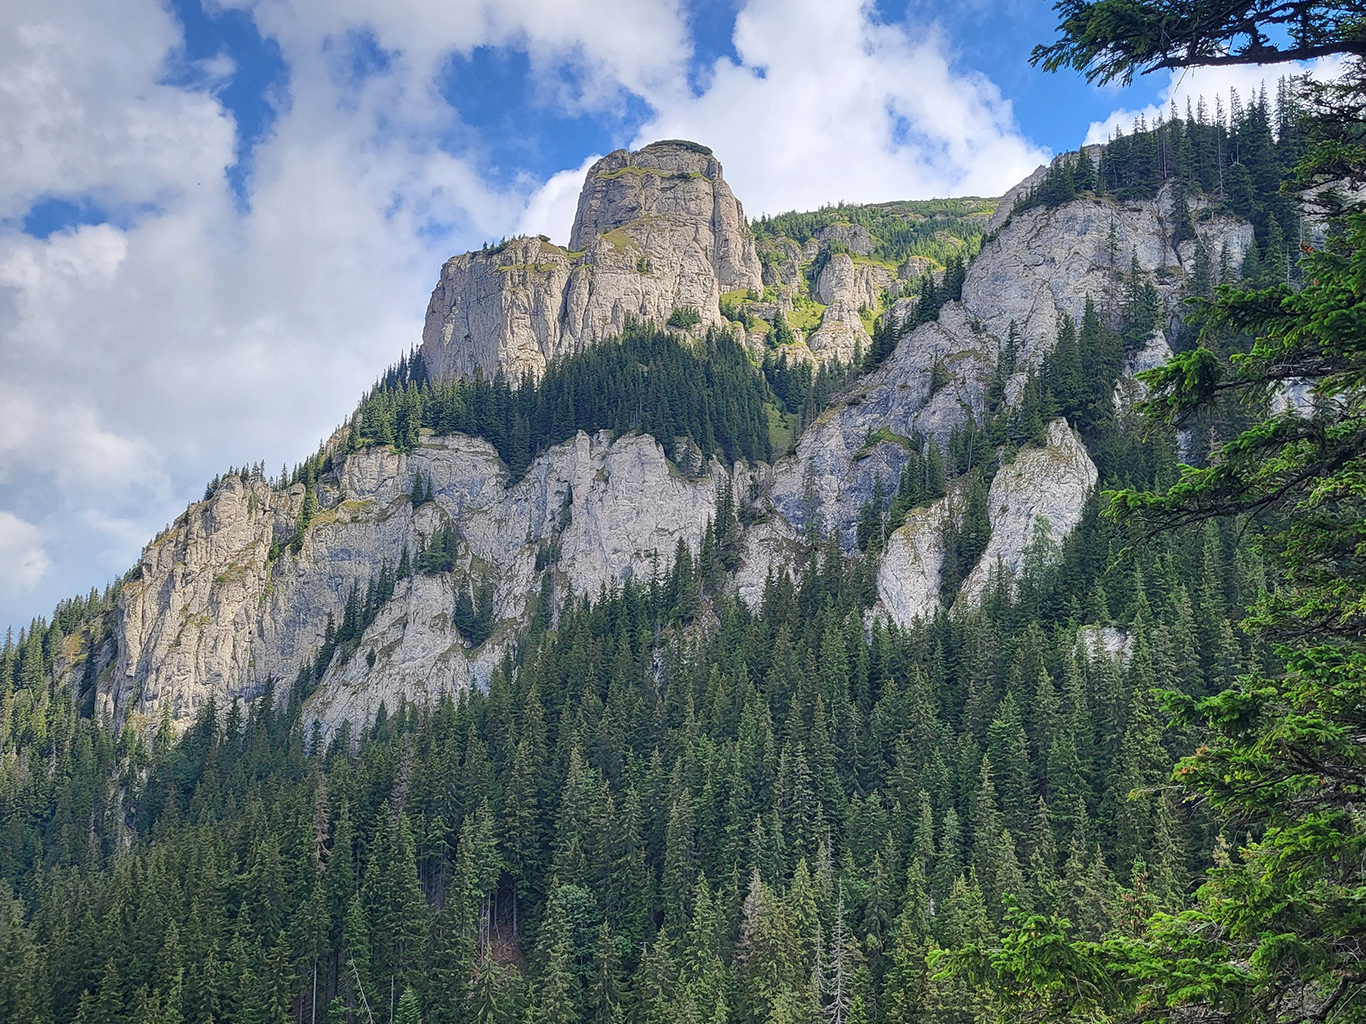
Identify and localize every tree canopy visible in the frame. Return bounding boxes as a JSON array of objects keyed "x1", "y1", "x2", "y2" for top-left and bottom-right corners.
[
  {"x1": 1033, "y1": 0, "x2": 1366, "y2": 85},
  {"x1": 940, "y1": 6, "x2": 1366, "y2": 1023}
]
